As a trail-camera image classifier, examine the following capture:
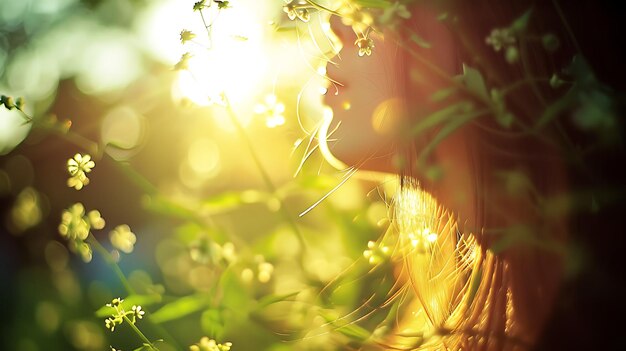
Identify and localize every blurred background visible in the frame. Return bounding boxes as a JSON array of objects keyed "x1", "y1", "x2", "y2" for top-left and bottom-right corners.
[{"x1": 1, "y1": 0, "x2": 625, "y2": 350}]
